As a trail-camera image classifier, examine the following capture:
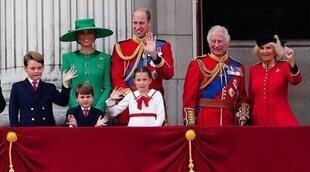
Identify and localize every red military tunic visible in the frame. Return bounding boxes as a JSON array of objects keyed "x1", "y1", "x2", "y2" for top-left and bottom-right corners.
[
  {"x1": 111, "y1": 35, "x2": 174, "y2": 125},
  {"x1": 249, "y1": 61, "x2": 302, "y2": 126},
  {"x1": 183, "y1": 53, "x2": 248, "y2": 126}
]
